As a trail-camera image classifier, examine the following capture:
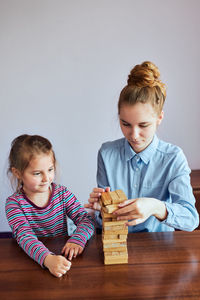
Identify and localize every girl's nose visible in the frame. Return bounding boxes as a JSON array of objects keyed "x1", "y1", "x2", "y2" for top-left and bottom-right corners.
[{"x1": 42, "y1": 173, "x2": 49, "y2": 182}]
